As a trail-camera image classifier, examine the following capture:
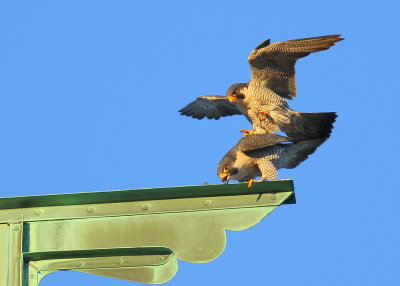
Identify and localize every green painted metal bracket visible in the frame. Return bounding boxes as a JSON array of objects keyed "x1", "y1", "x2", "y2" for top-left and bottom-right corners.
[{"x1": 0, "y1": 180, "x2": 295, "y2": 285}]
